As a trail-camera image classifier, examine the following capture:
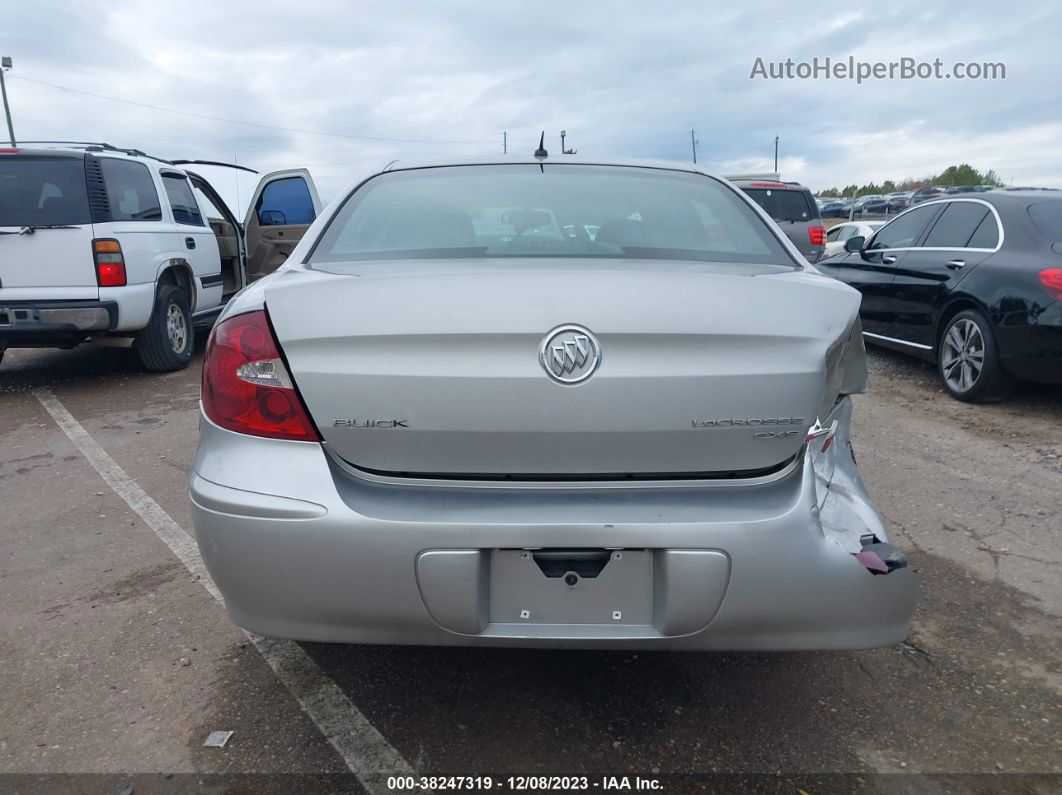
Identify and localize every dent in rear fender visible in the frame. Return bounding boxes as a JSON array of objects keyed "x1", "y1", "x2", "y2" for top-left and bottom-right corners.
[
  {"x1": 189, "y1": 473, "x2": 327, "y2": 519},
  {"x1": 193, "y1": 409, "x2": 342, "y2": 509},
  {"x1": 813, "y1": 398, "x2": 891, "y2": 554},
  {"x1": 839, "y1": 315, "x2": 869, "y2": 396}
]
